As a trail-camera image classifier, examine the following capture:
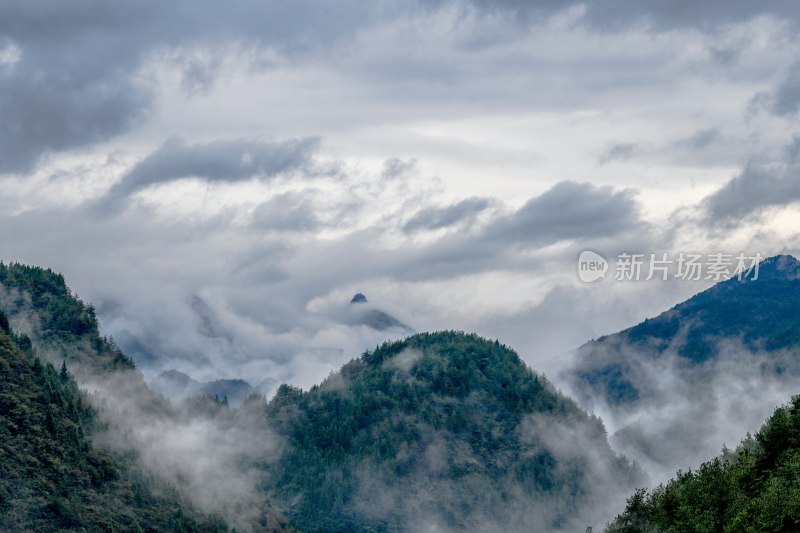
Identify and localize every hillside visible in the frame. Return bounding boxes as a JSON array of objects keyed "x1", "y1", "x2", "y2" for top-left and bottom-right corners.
[
  {"x1": 264, "y1": 331, "x2": 642, "y2": 532},
  {"x1": 0, "y1": 262, "x2": 134, "y2": 377},
  {"x1": 0, "y1": 263, "x2": 294, "y2": 533},
  {"x1": 0, "y1": 312, "x2": 225, "y2": 532},
  {"x1": 607, "y1": 394, "x2": 800, "y2": 532},
  {"x1": 570, "y1": 254, "x2": 800, "y2": 407}
]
